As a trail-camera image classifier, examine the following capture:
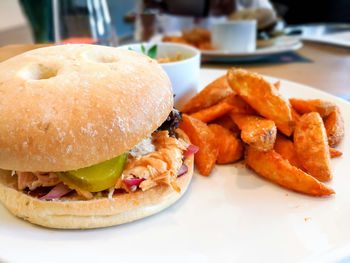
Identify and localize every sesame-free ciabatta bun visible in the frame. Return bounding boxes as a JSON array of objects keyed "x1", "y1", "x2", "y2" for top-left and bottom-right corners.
[
  {"x1": 0, "y1": 130, "x2": 193, "y2": 229},
  {"x1": 0, "y1": 44, "x2": 173, "y2": 172}
]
